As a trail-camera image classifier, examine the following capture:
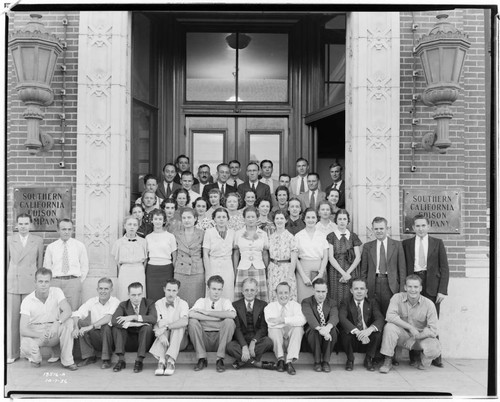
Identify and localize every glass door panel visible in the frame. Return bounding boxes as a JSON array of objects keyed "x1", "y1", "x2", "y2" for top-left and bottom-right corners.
[
  {"x1": 192, "y1": 132, "x2": 224, "y2": 176},
  {"x1": 249, "y1": 134, "x2": 281, "y2": 181}
]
